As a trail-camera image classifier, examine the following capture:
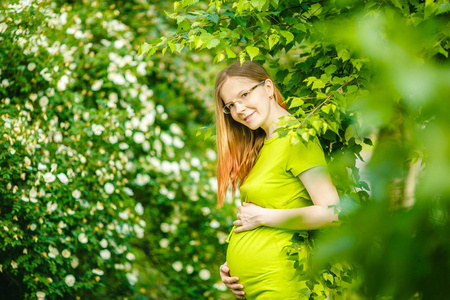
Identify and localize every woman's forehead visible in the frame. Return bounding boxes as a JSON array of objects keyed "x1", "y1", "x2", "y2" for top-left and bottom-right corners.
[{"x1": 220, "y1": 76, "x2": 256, "y2": 99}]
